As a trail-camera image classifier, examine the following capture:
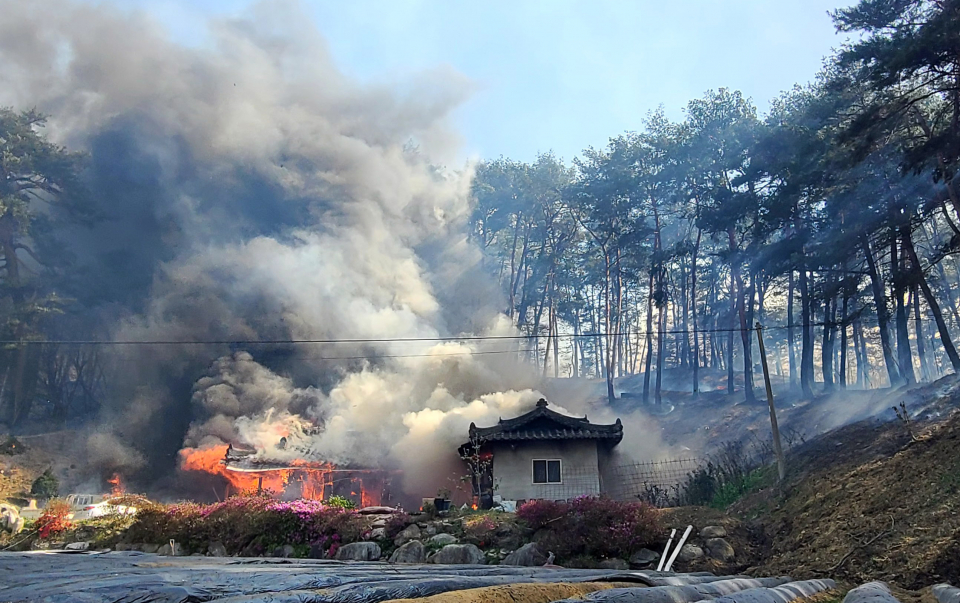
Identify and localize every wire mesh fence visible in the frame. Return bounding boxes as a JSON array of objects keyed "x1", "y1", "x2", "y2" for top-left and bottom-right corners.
[{"x1": 603, "y1": 458, "x2": 704, "y2": 507}]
